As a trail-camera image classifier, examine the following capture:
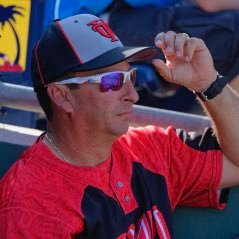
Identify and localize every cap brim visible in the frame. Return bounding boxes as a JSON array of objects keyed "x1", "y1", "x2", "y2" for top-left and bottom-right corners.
[{"x1": 70, "y1": 46, "x2": 157, "y2": 72}]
